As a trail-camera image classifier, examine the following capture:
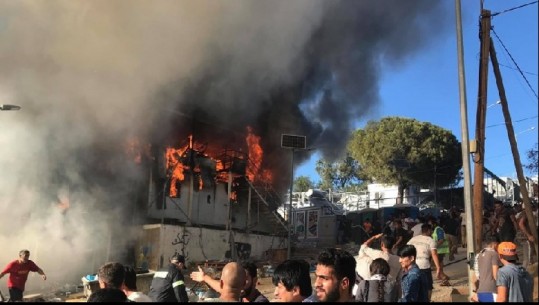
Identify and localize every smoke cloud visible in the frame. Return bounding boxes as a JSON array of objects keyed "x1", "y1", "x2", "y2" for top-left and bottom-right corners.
[{"x1": 0, "y1": 0, "x2": 450, "y2": 292}]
